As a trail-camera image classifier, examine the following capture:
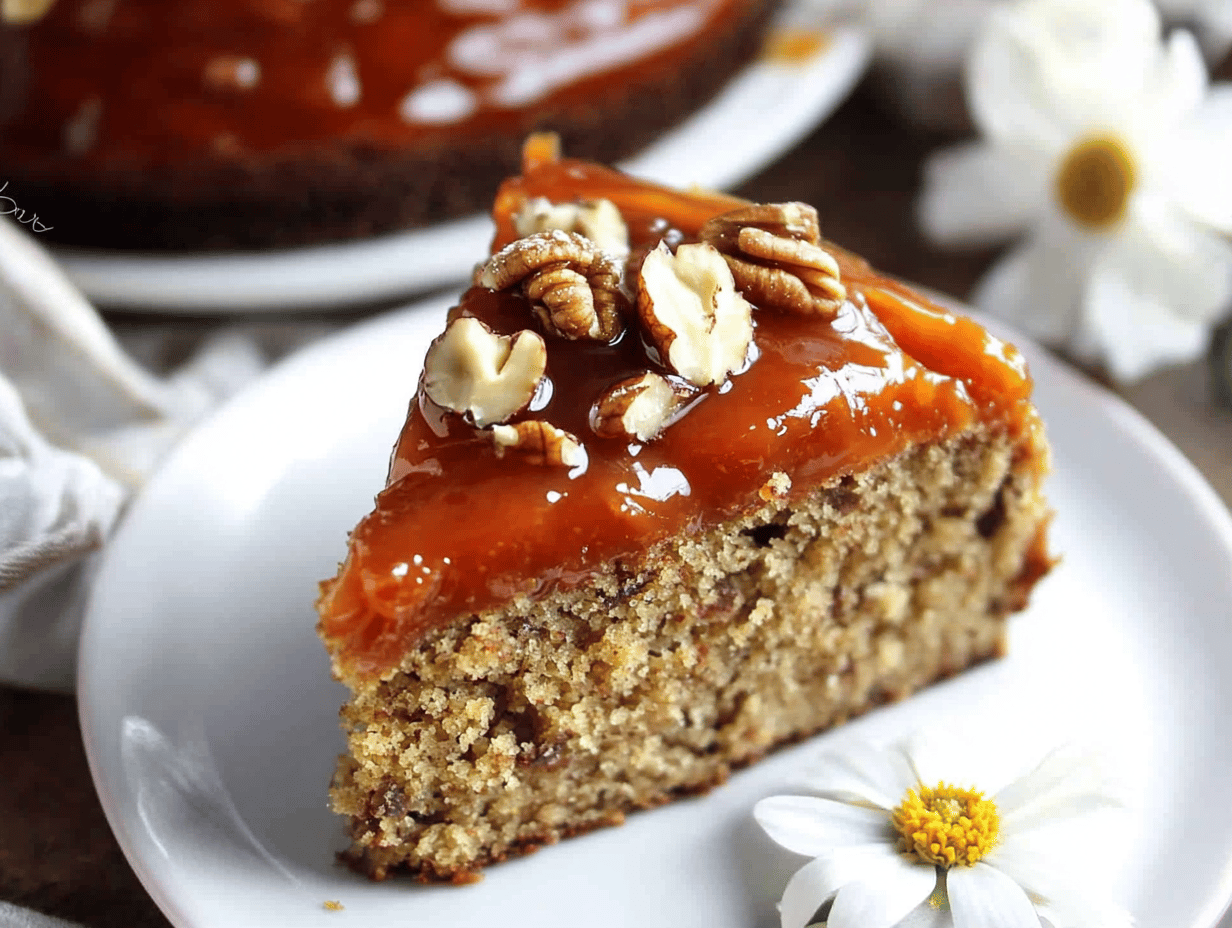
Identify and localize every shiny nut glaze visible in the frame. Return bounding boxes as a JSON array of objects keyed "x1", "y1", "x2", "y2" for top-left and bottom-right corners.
[{"x1": 317, "y1": 147, "x2": 1042, "y2": 679}]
